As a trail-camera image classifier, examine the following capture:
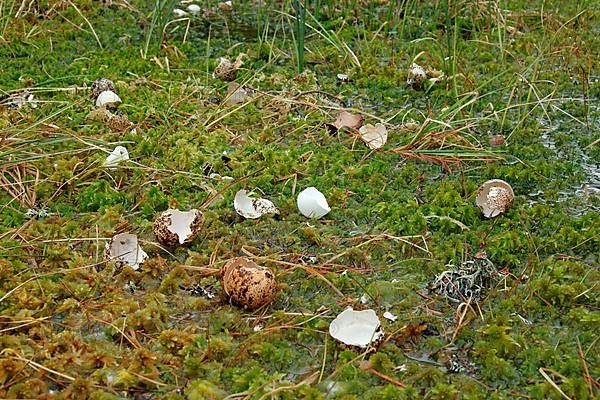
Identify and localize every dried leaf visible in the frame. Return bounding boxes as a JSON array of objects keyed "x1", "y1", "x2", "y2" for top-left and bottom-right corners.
[
  {"x1": 333, "y1": 111, "x2": 362, "y2": 130},
  {"x1": 359, "y1": 123, "x2": 388, "y2": 149}
]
